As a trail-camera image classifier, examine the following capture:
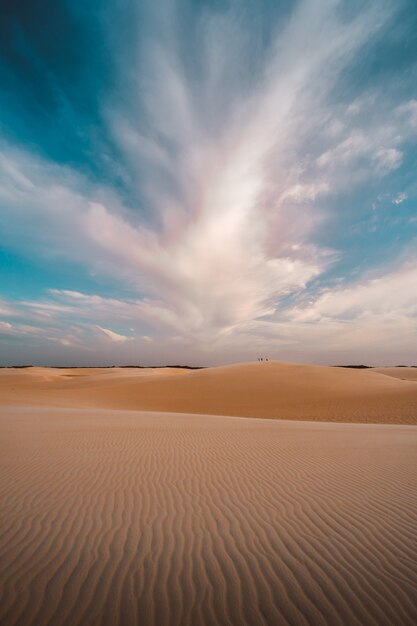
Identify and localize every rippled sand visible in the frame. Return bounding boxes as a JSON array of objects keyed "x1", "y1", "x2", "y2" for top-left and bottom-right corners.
[{"x1": 1, "y1": 406, "x2": 416, "y2": 626}]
